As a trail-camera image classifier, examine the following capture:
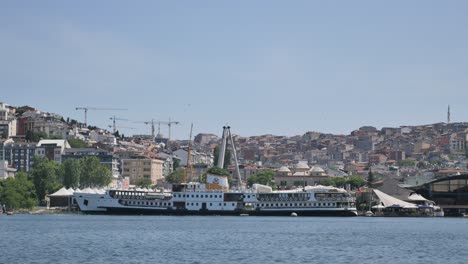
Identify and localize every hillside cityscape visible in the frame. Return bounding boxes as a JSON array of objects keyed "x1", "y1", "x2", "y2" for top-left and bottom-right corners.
[{"x1": 1, "y1": 101, "x2": 468, "y2": 206}]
